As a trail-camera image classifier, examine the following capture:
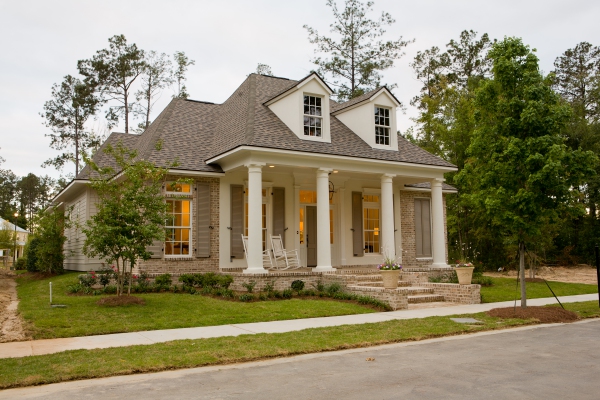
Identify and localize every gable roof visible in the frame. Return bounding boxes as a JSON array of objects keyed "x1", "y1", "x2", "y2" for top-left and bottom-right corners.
[
  {"x1": 330, "y1": 86, "x2": 401, "y2": 114},
  {"x1": 76, "y1": 73, "x2": 455, "y2": 181}
]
